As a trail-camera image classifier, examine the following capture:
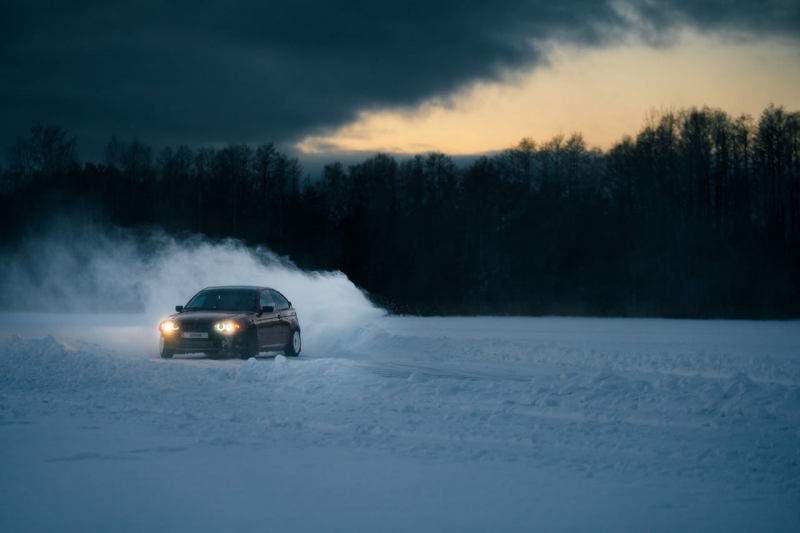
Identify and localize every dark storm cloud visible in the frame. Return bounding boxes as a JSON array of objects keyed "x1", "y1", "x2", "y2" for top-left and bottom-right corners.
[
  {"x1": 1, "y1": 0, "x2": 797, "y2": 158},
  {"x1": 636, "y1": 0, "x2": 800, "y2": 38}
]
